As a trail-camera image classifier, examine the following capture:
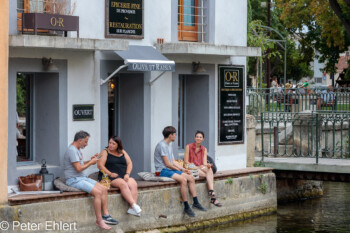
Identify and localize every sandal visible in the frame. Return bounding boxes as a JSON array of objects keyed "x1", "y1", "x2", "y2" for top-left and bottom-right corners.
[
  {"x1": 210, "y1": 198, "x2": 222, "y2": 207},
  {"x1": 208, "y1": 190, "x2": 217, "y2": 198}
]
